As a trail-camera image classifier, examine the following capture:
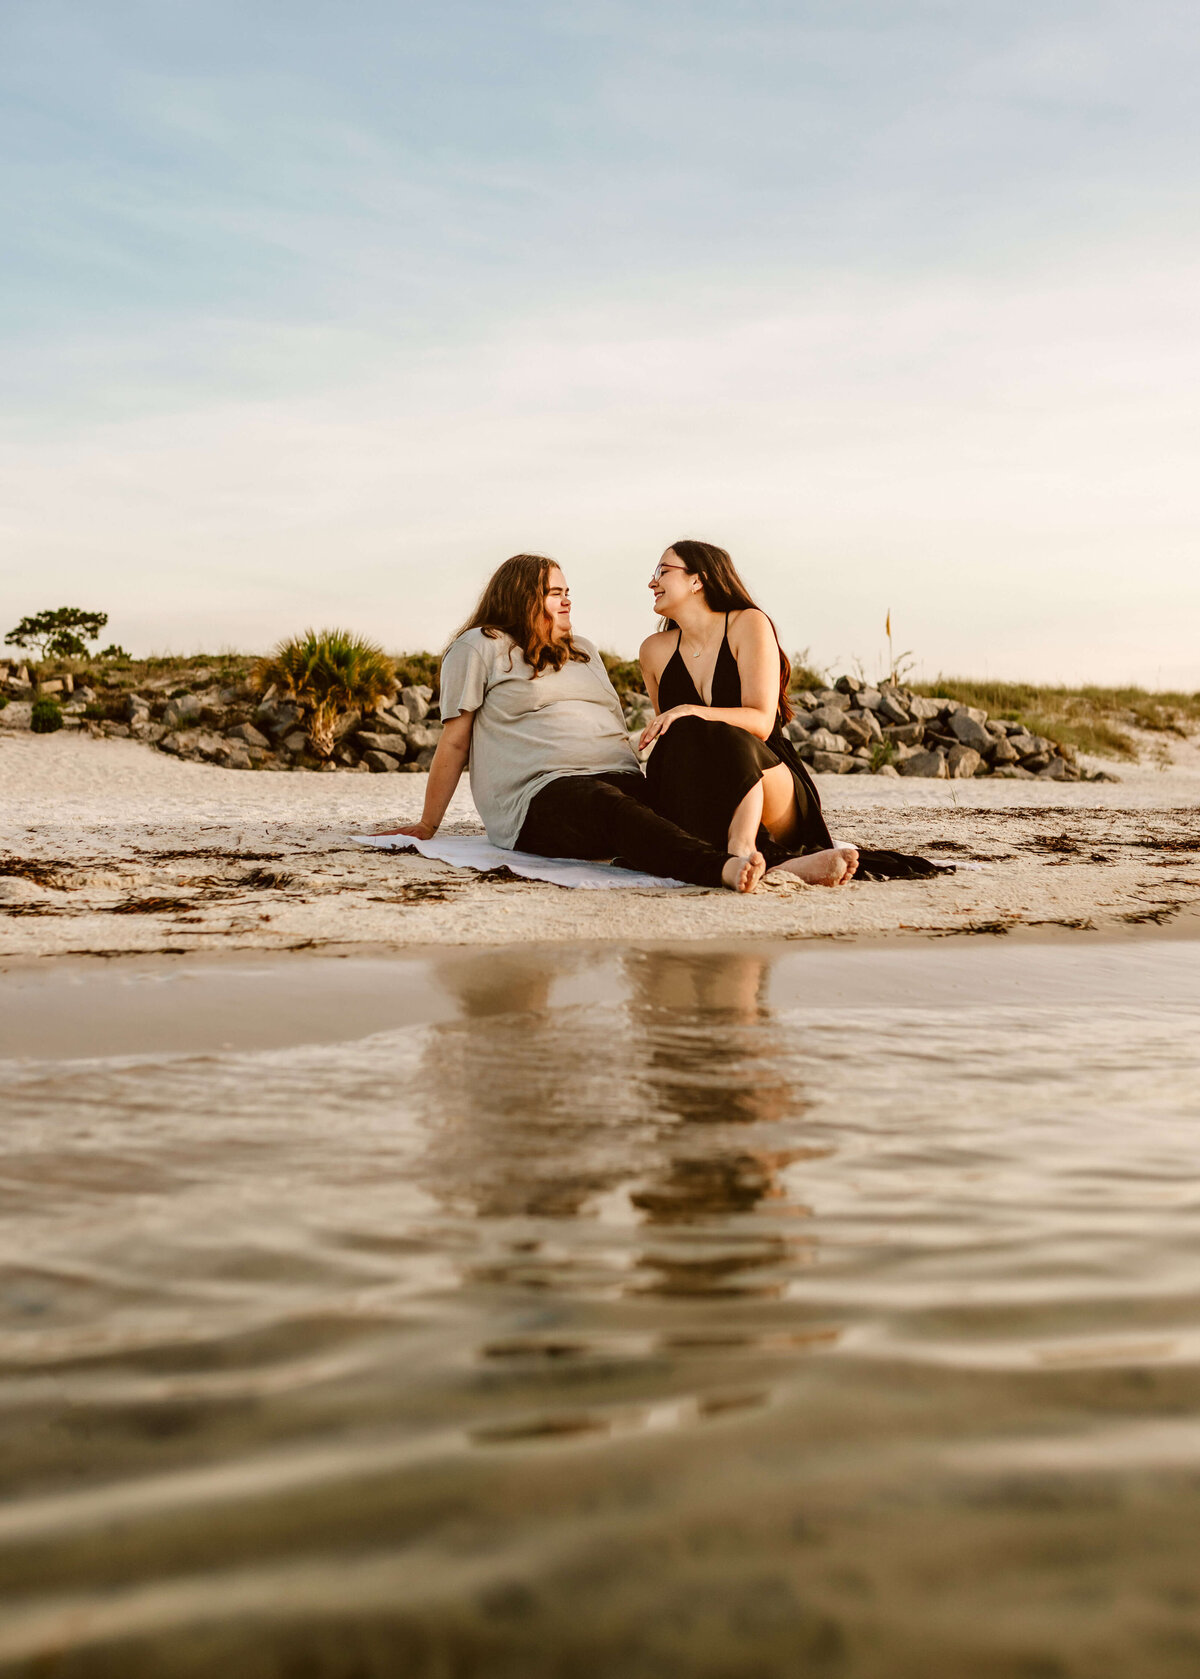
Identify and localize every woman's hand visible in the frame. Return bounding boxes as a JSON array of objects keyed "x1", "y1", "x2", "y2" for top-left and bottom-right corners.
[
  {"x1": 371, "y1": 820, "x2": 438, "y2": 839},
  {"x1": 638, "y1": 704, "x2": 698, "y2": 750}
]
